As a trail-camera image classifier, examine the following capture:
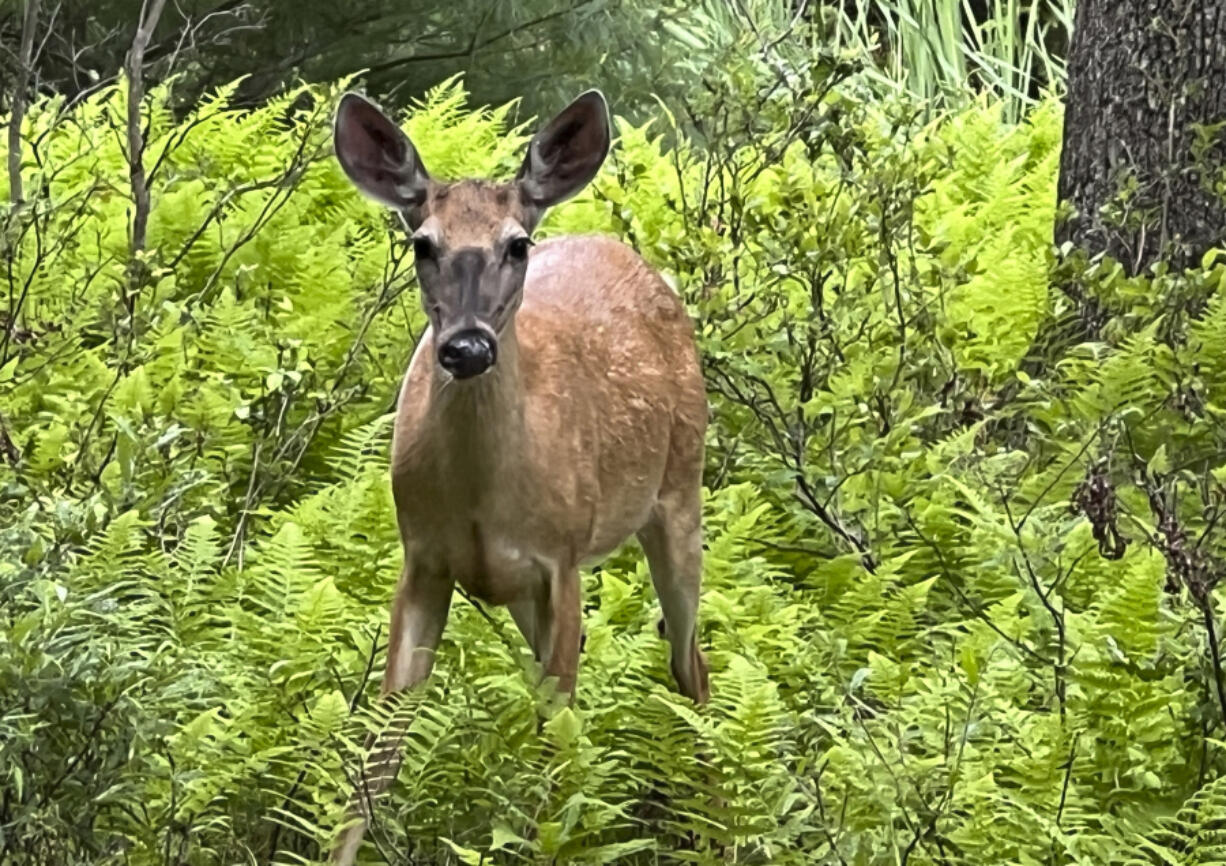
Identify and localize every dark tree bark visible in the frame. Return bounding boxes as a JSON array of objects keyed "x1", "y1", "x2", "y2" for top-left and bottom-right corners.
[
  {"x1": 6, "y1": 0, "x2": 42, "y2": 204},
  {"x1": 1056, "y1": 0, "x2": 1226, "y2": 274}
]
